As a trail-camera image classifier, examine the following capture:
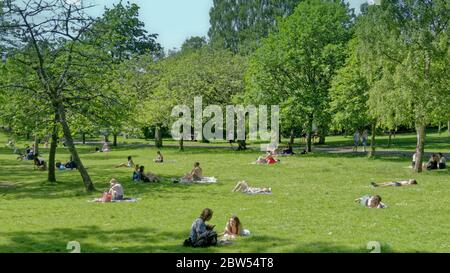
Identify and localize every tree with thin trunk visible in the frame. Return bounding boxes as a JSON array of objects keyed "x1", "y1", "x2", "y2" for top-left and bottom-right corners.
[
  {"x1": 357, "y1": 0, "x2": 450, "y2": 172},
  {"x1": 1, "y1": 0, "x2": 111, "y2": 191}
]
